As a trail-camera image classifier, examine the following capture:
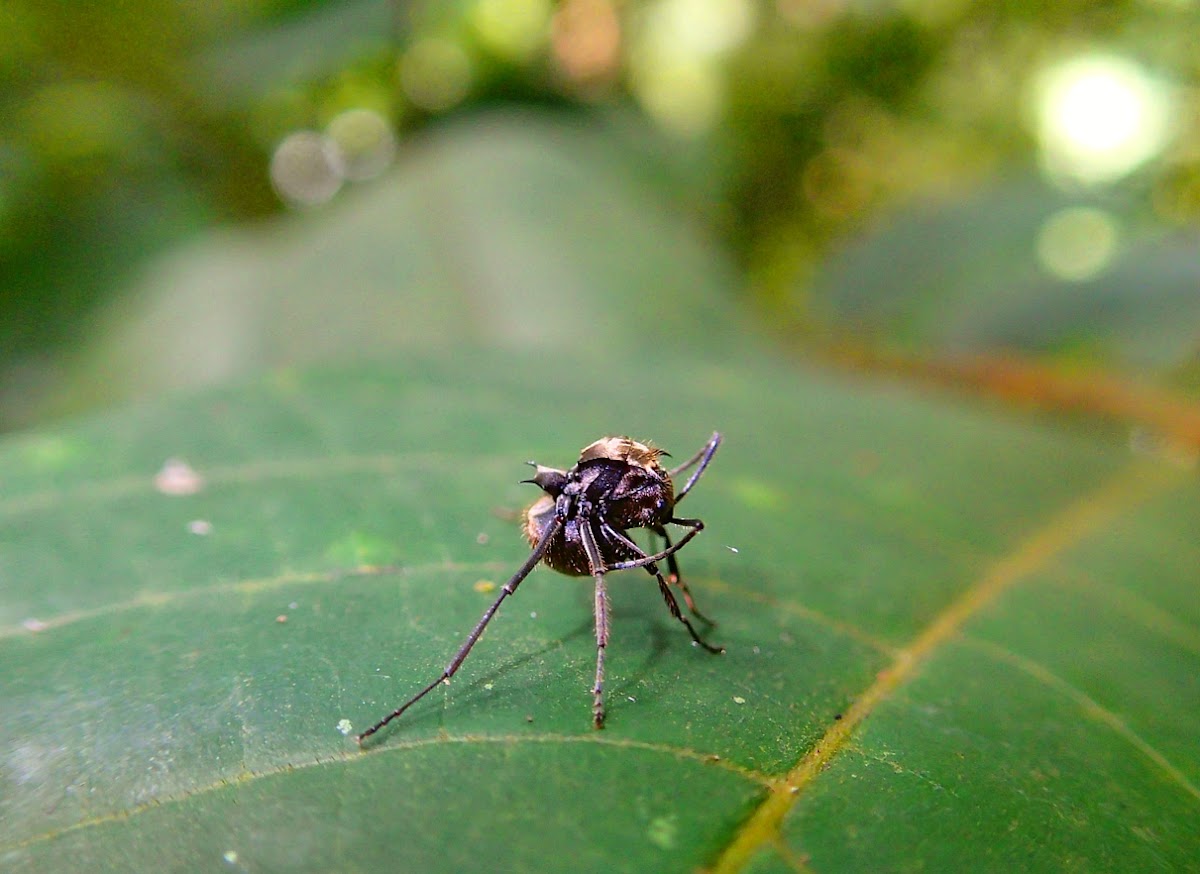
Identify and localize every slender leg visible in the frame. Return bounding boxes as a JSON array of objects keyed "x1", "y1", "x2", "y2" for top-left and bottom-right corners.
[
  {"x1": 356, "y1": 516, "x2": 563, "y2": 745},
  {"x1": 651, "y1": 525, "x2": 714, "y2": 624},
  {"x1": 597, "y1": 524, "x2": 723, "y2": 653},
  {"x1": 591, "y1": 570, "x2": 609, "y2": 728},
  {"x1": 603, "y1": 517, "x2": 703, "y2": 571},
  {"x1": 669, "y1": 432, "x2": 721, "y2": 503},
  {"x1": 578, "y1": 519, "x2": 610, "y2": 728},
  {"x1": 650, "y1": 565, "x2": 724, "y2": 653},
  {"x1": 605, "y1": 522, "x2": 714, "y2": 624},
  {"x1": 653, "y1": 525, "x2": 684, "y2": 583}
]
